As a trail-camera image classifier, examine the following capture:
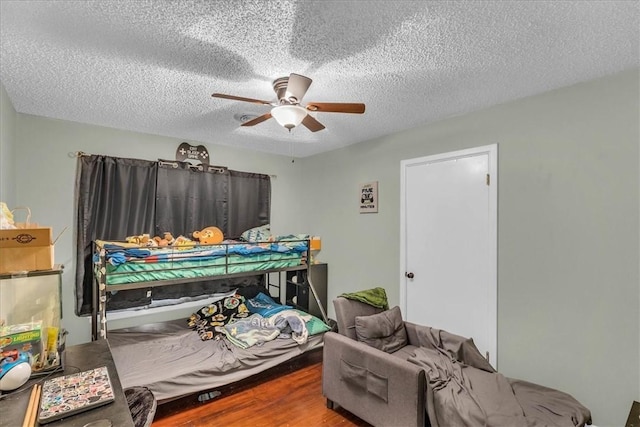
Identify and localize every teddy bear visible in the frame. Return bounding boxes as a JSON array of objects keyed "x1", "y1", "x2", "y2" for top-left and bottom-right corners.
[
  {"x1": 163, "y1": 232, "x2": 175, "y2": 245},
  {"x1": 192, "y1": 226, "x2": 224, "y2": 245},
  {"x1": 153, "y1": 235, "x2": 168, "y2": 247},
  {"x1": 152, "y1": 232, "x2": 175, "y2": 247}
]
